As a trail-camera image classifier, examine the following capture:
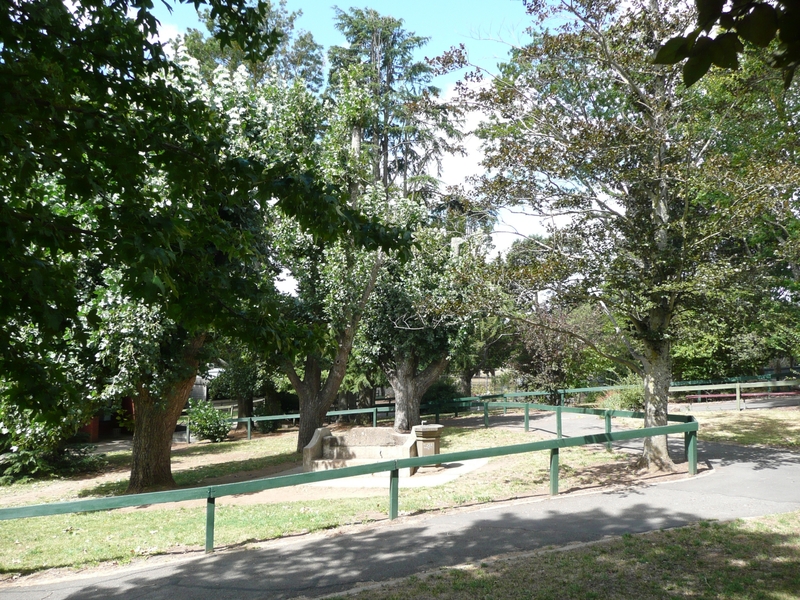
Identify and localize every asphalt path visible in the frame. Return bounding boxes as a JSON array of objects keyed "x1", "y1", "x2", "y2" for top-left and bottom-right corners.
[{"x1": 4, "y1": 409, "x2": 800, "y2": 600}]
